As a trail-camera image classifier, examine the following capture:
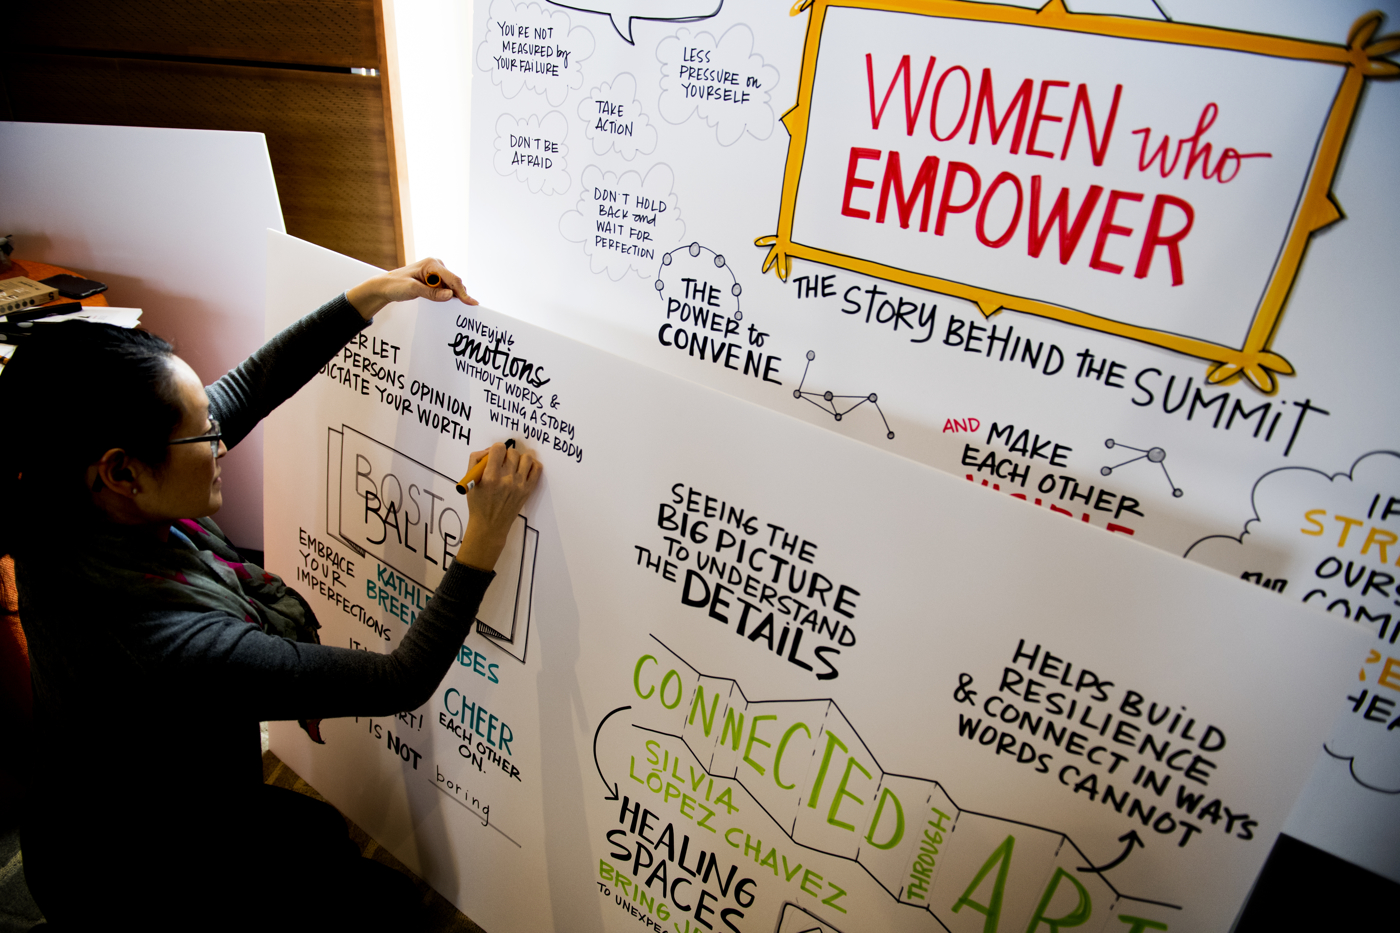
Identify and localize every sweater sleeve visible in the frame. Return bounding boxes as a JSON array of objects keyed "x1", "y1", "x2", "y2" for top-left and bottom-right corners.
[
  {"x1": 206, "y1": 294, "x2": 369, "y2": 450},
  {"x1": 132, "y1": 561, "x2": 495, "y2": 722}
]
